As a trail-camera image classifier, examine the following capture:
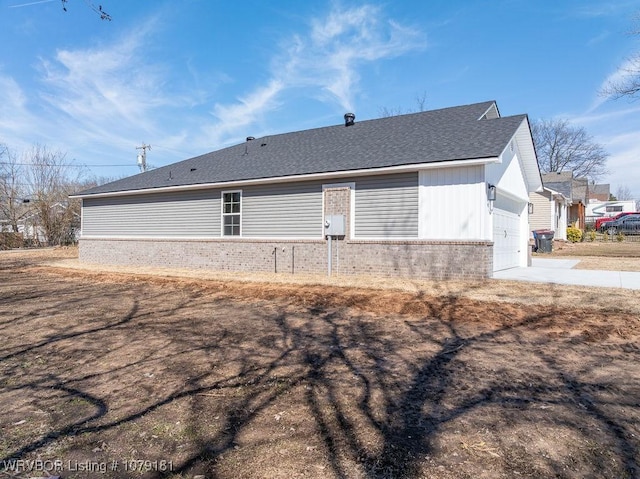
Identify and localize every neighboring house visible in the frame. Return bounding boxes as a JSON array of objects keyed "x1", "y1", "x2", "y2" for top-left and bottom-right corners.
[
  {"x1": 589, "y1": 183, "x2": 610, "y2": 202},
  {"x1": 1, "y1": 203, "x2": 81, "y2": 245},
  {"x1": 1, "y1": 211, "x2": 47, "y2": 244},
  {"x1": 570, "y1": 177, "x2": 589, "y2": 229},
  {"x1": 539, "y1": 171, "x2": 588, "y2": 230},
  {"x1": 72, "y1": 101, "x2": 542, "y2": 279},
  {"x1": 0, "y1": 216, "x2": 22, "y2": 249},
  {"x1": 529, "y1": 186, "x2": 570, "y2": 240}
]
